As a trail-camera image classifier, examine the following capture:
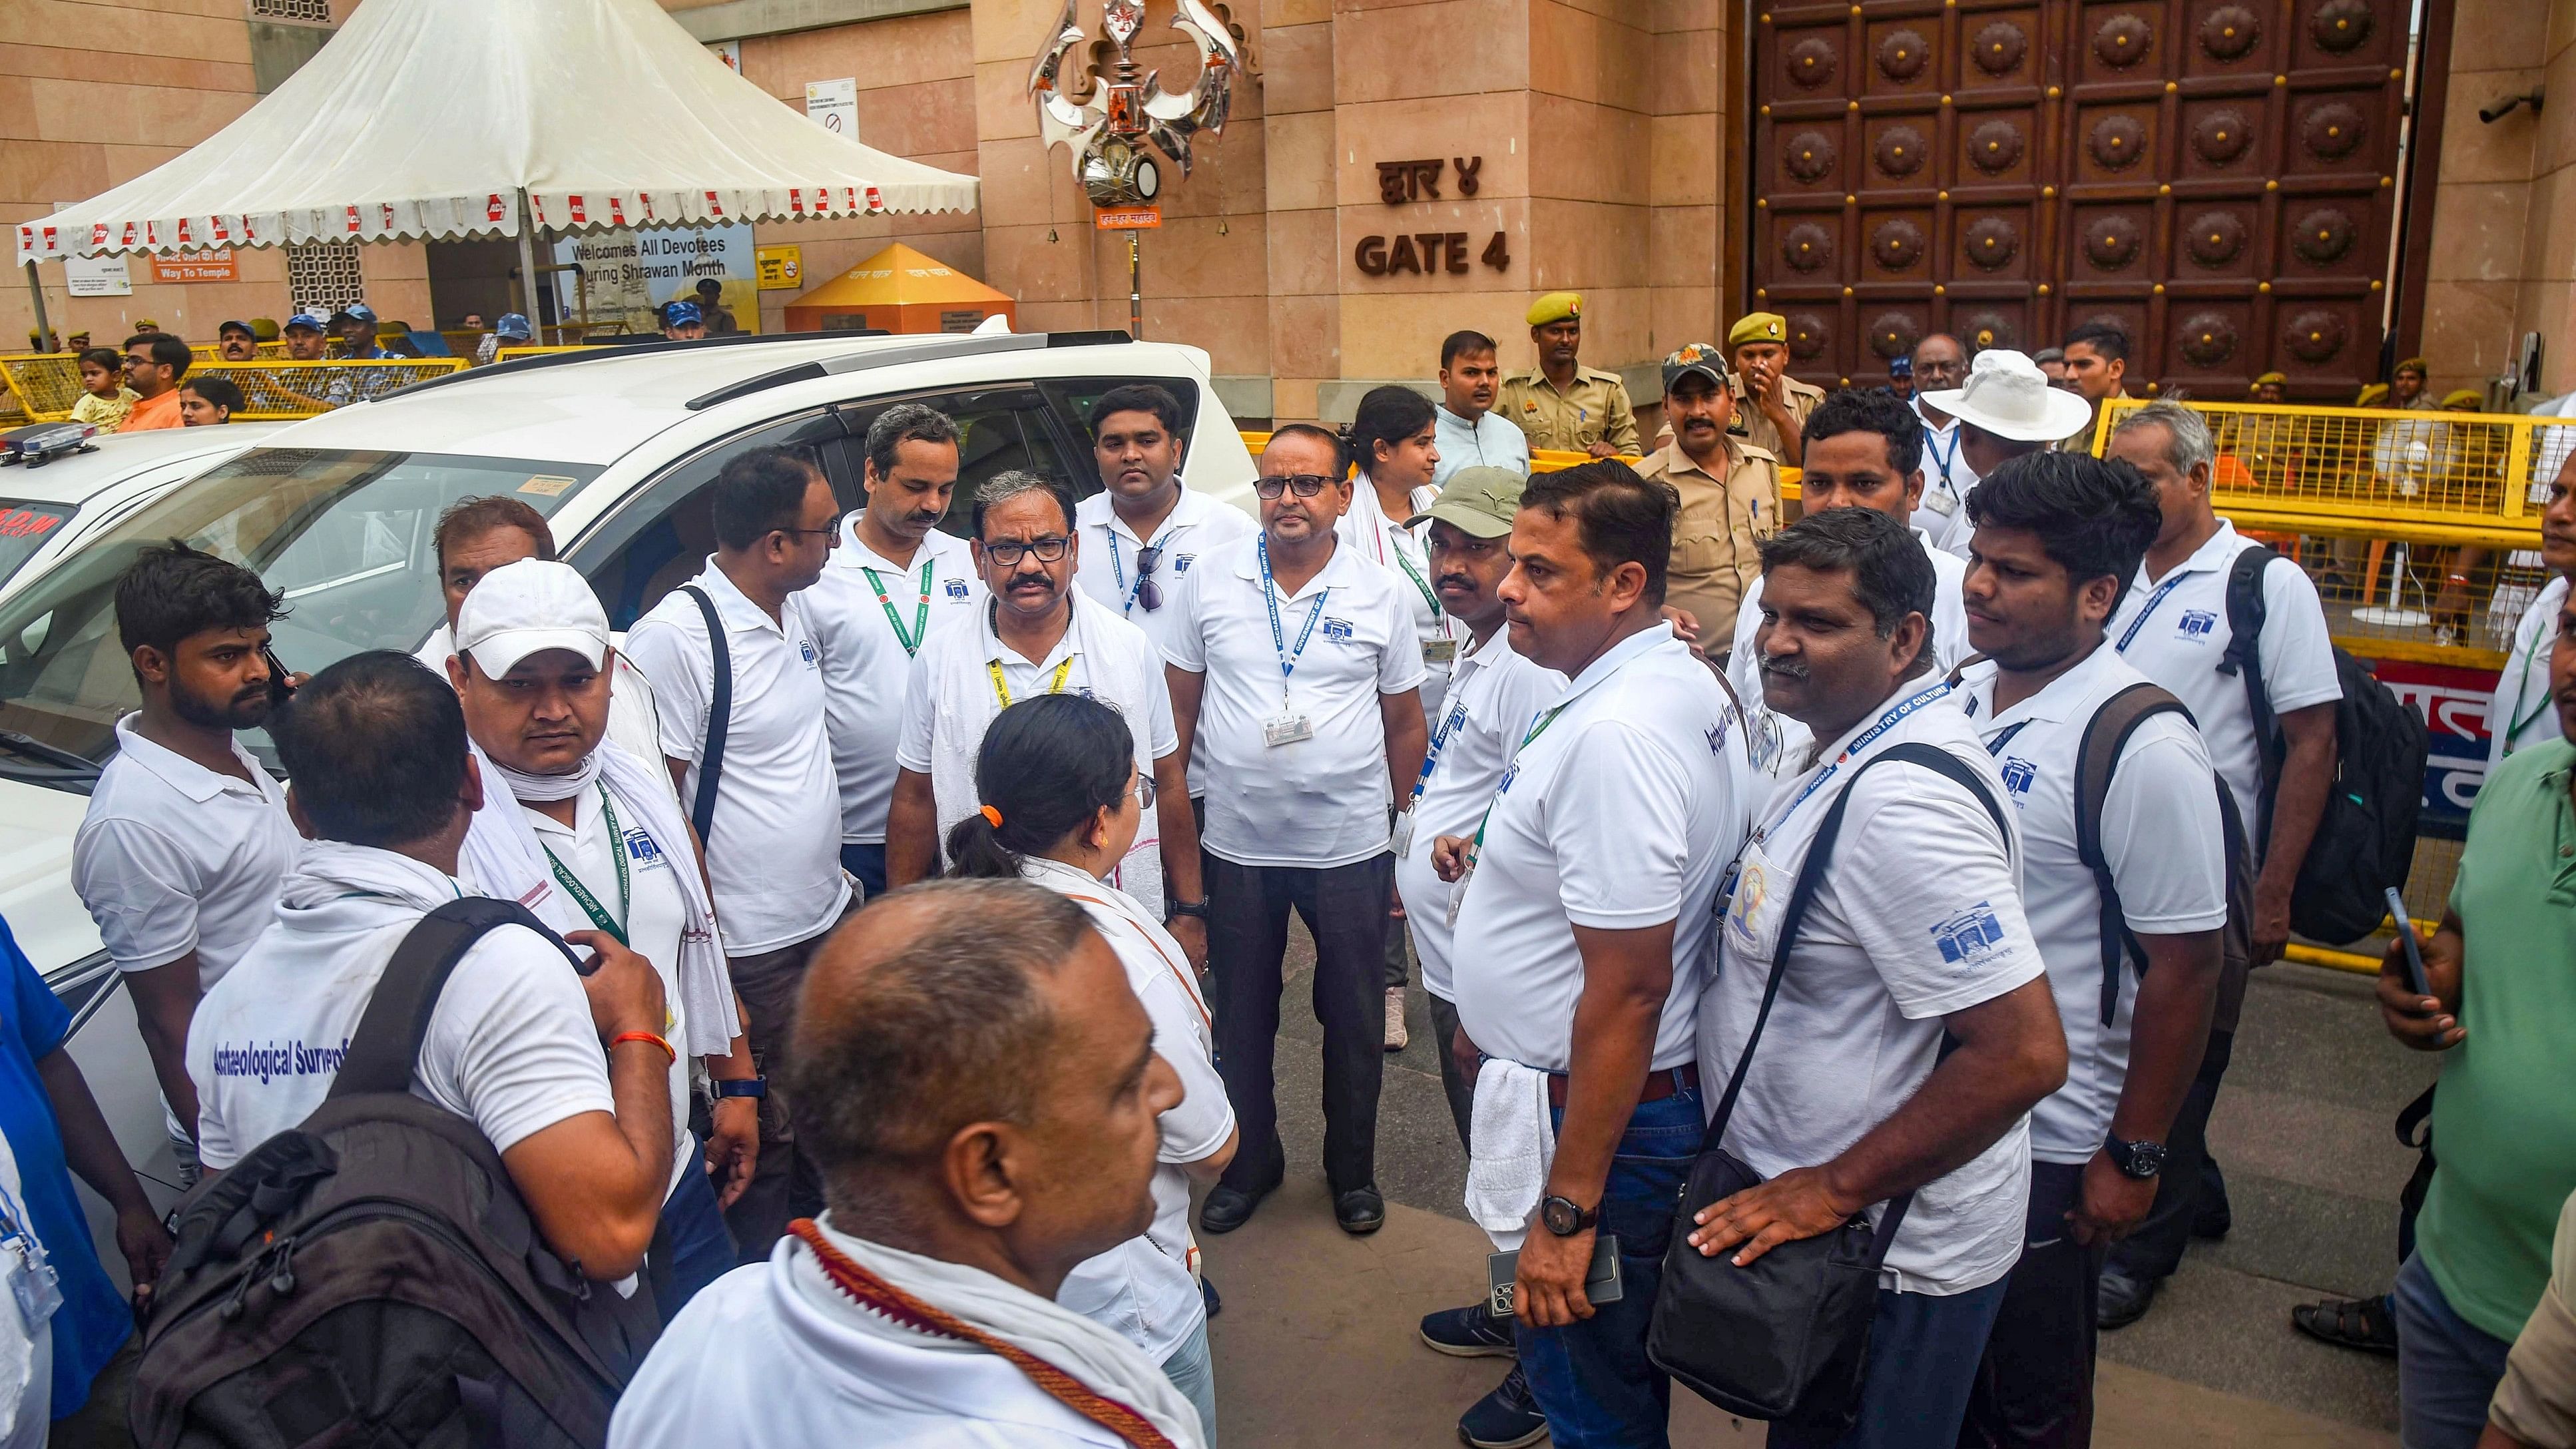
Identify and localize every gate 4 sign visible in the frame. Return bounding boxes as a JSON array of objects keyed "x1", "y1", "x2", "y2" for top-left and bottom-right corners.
[{"x1": 1354, "y1": 231, "x2": 1509, "y2": 276}]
